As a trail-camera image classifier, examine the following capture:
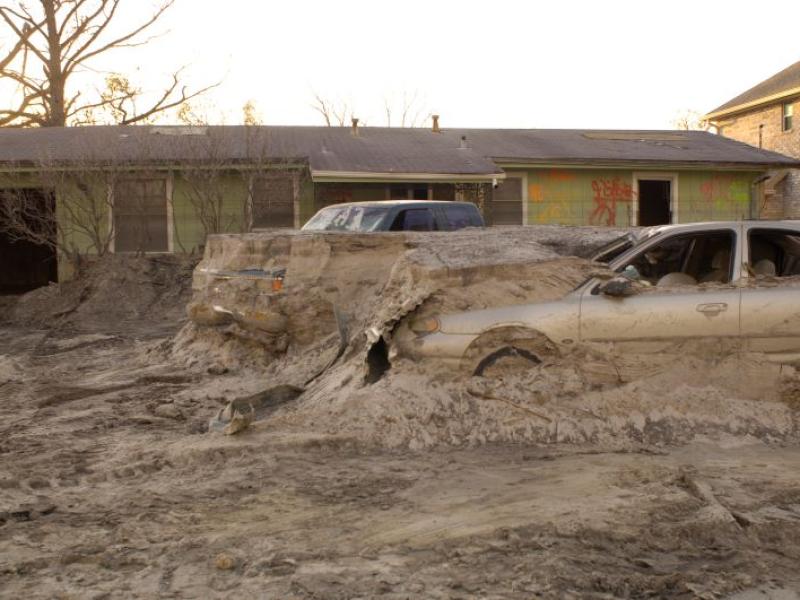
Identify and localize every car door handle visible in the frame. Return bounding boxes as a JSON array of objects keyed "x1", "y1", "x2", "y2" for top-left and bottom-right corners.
[{"x1": 696, "y1": 302, "x2": 728, "y2": 315}]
